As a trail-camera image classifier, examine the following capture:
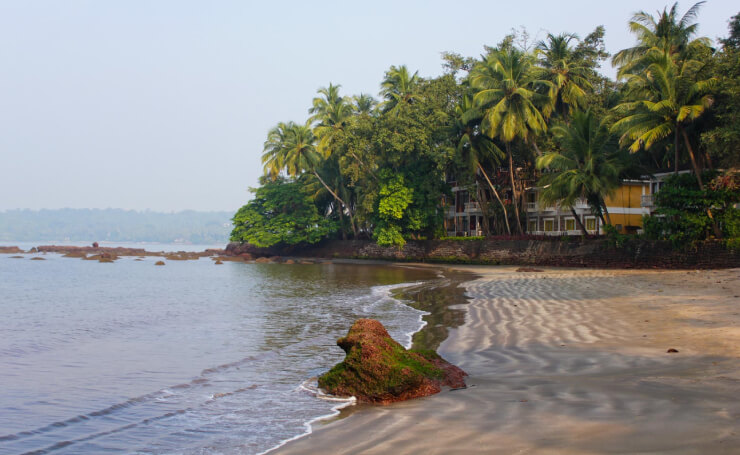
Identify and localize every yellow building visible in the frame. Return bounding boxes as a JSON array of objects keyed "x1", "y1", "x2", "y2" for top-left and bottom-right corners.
[{"x1": 525, "y1": 171, "x2": 683, "y2": 235}]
